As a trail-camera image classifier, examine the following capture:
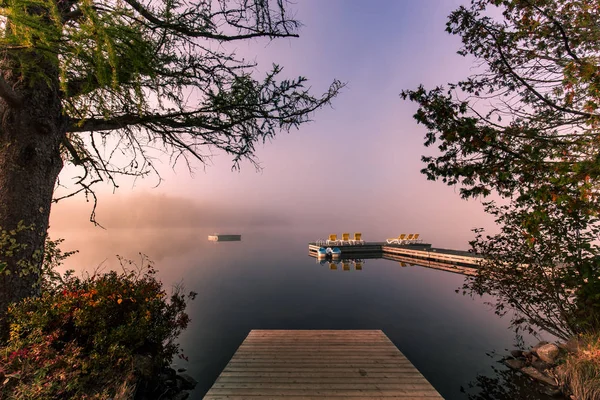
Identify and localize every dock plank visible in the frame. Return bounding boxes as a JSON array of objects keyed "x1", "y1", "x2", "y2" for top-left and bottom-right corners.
[{"x1": 204, "y1": 330, "x2": 442, "y2": 399}]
